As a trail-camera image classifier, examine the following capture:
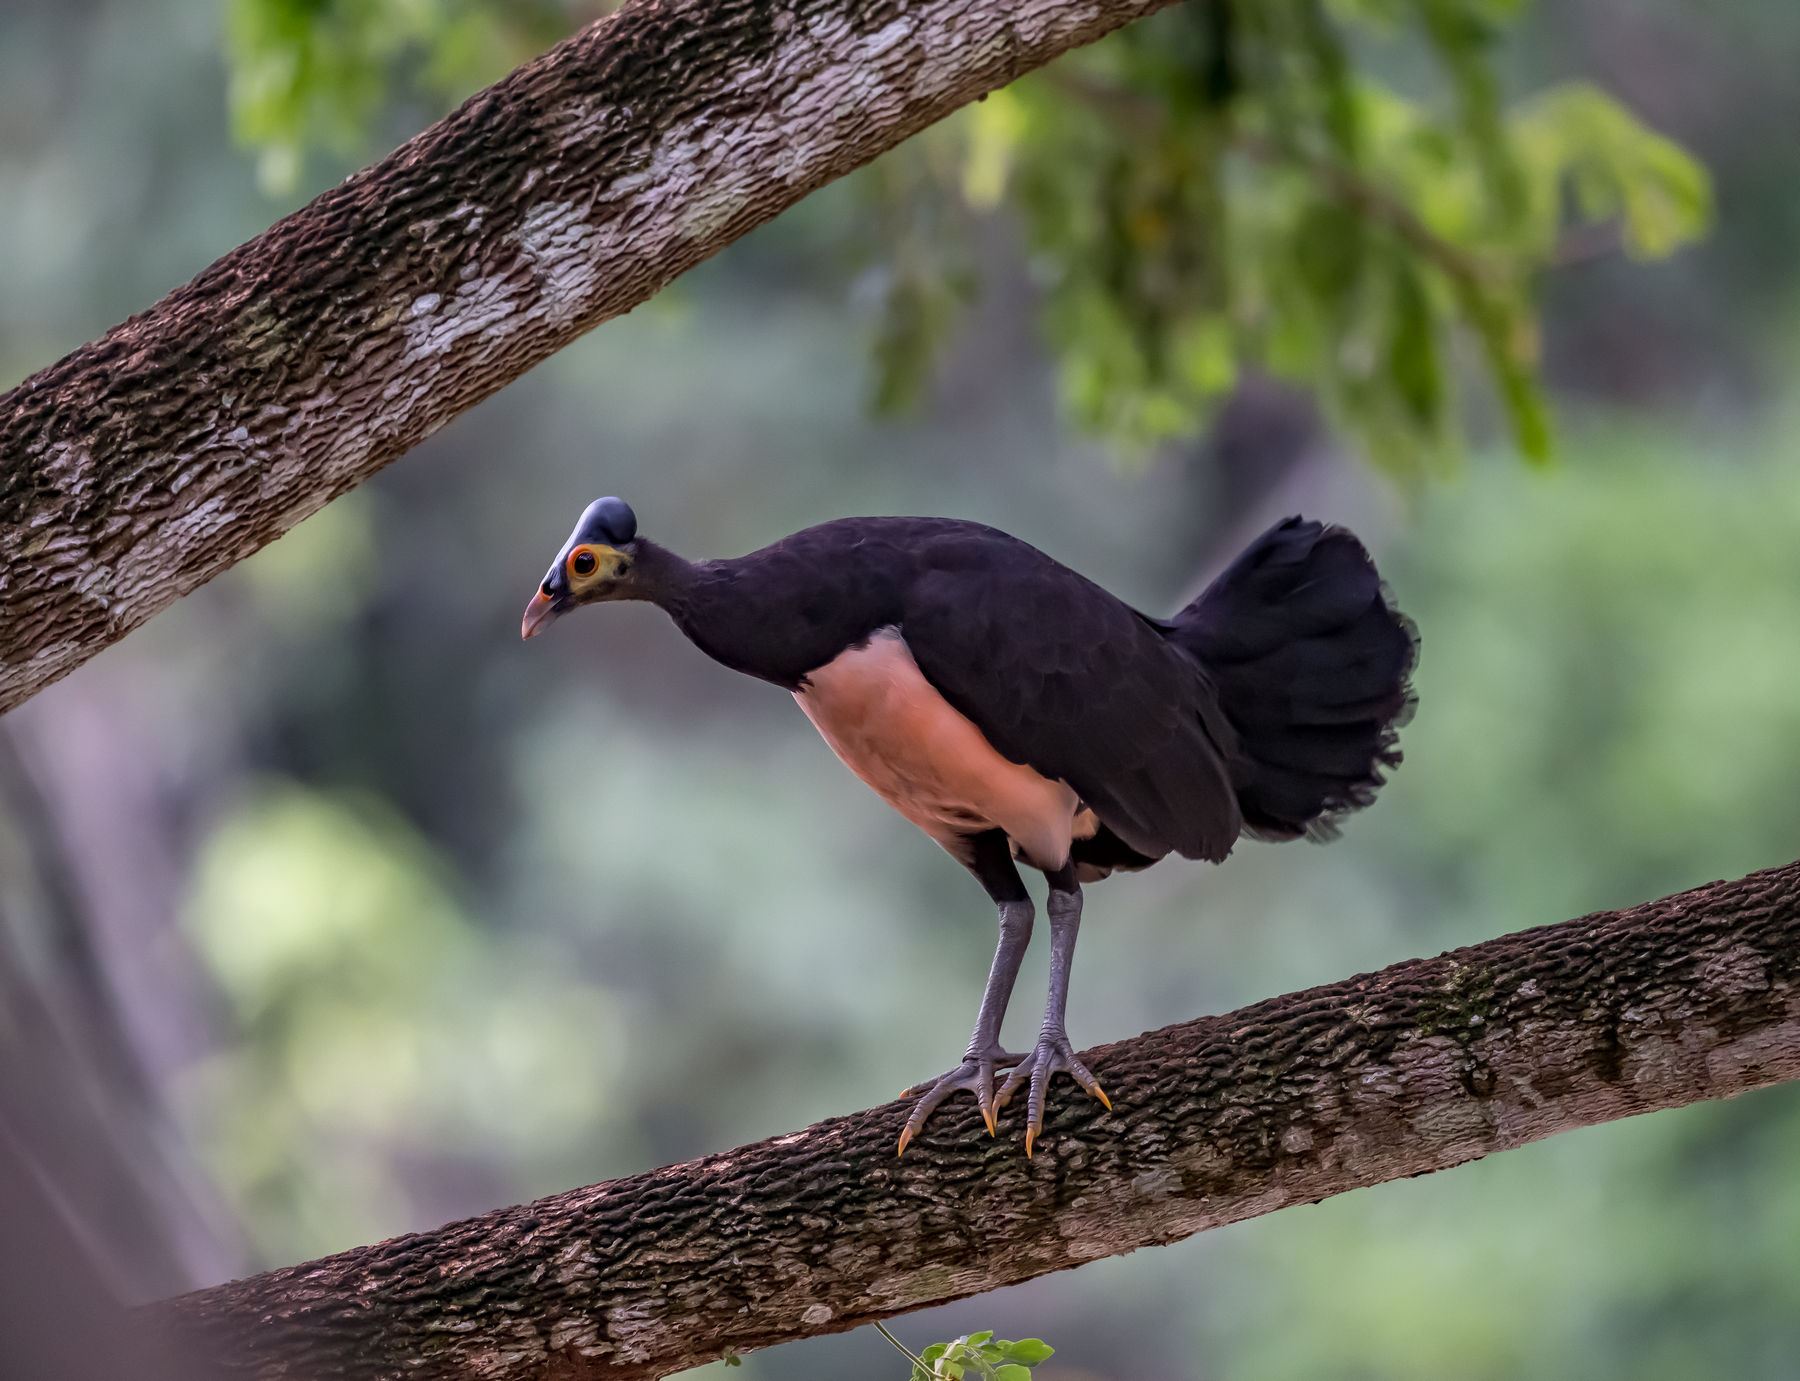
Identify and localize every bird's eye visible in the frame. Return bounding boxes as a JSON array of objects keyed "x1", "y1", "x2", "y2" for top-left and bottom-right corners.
[{"x1": 571, "y1": 549, "x2": 599, "y2": 578}]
